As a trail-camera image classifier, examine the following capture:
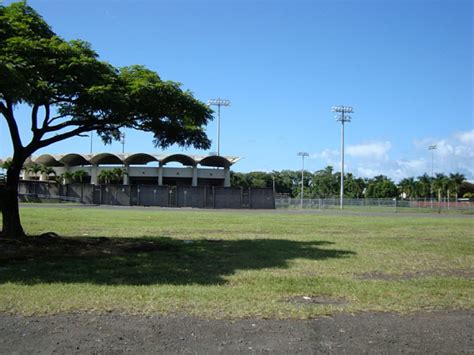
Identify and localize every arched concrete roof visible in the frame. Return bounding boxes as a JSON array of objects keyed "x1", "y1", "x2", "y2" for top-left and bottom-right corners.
[
  {"x1": 35, "y1": 154, "x2": 64, "y2": 167},
  {"x1": 161, "y1": 154, "x2": 195, "y2": 166},
  {"x1": 124, "y1": 153, "x2": 157, "y2": 165},
  {"x1": 59, "y1": 153, "x2": 90, "y2": 166},
  {"x1": 89, "y1": 153, "x2": 123, "y2": 165},
  {"x1": 29, "y1": 152, "x2": 241, "y2": 168}
]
